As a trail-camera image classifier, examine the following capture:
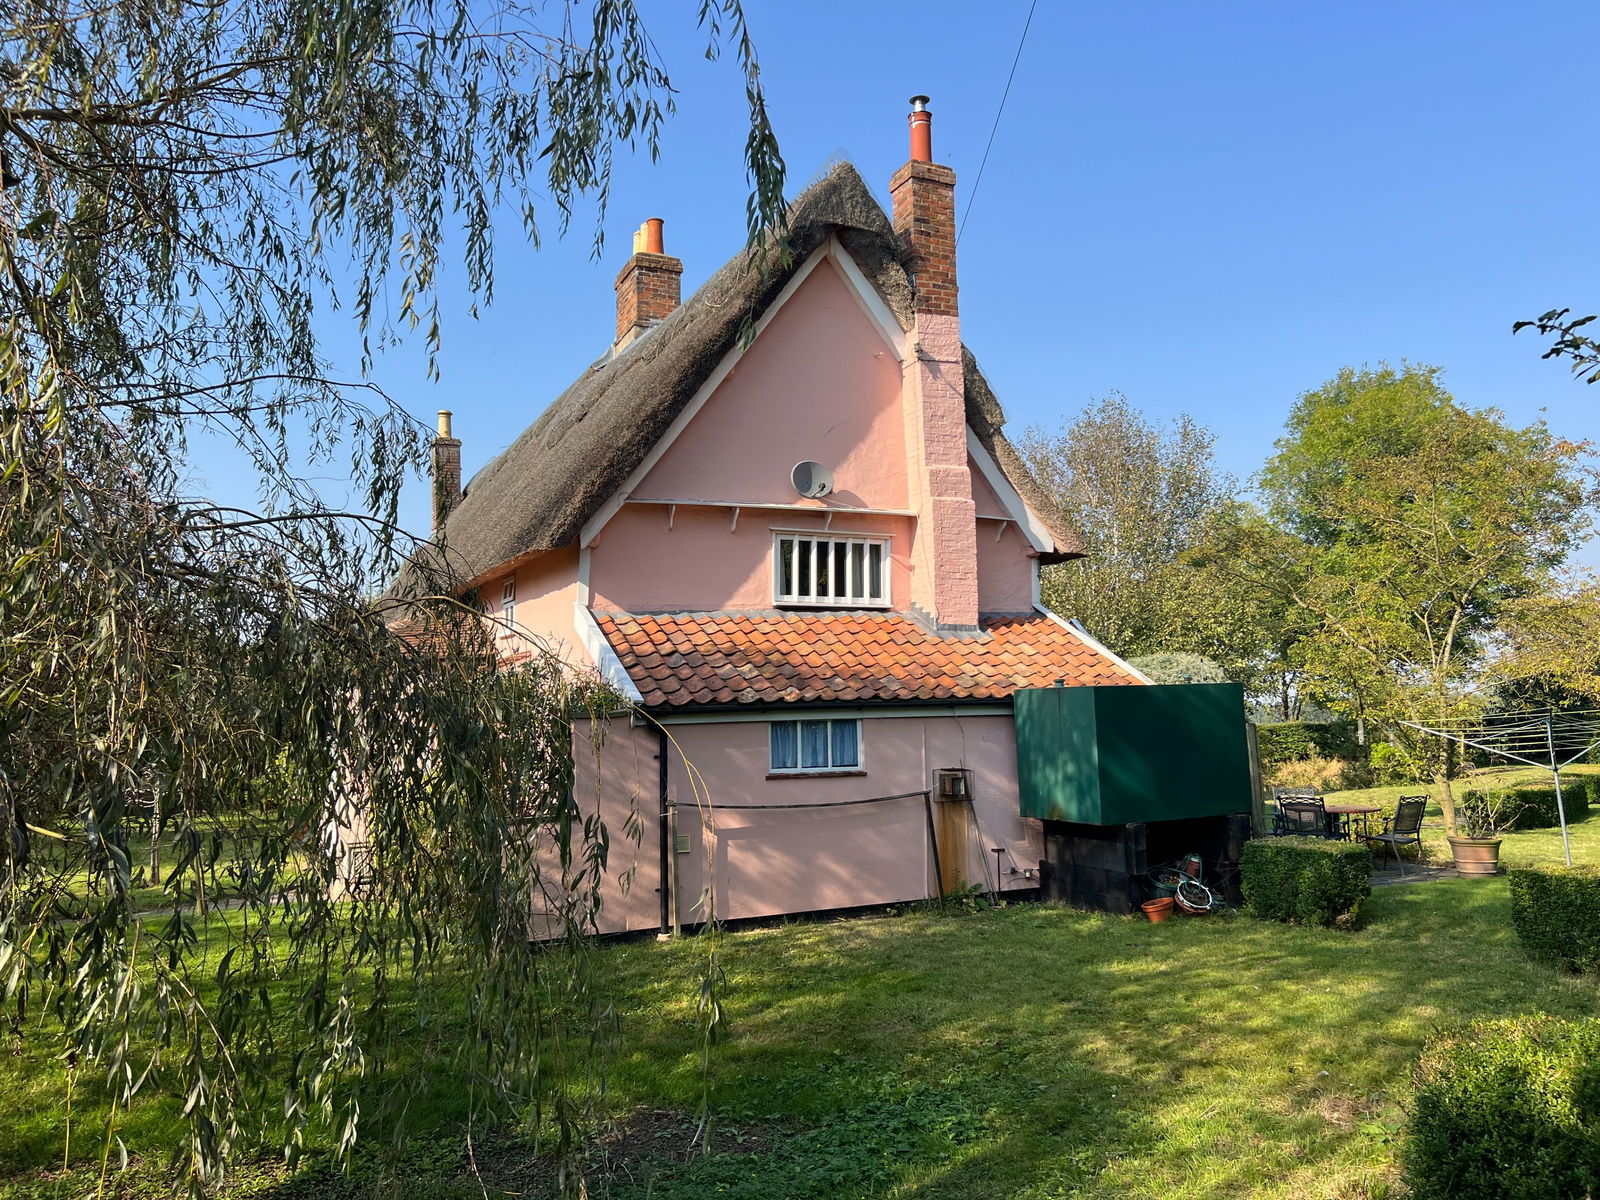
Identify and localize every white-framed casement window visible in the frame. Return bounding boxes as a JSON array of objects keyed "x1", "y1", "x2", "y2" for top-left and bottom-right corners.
[
  {"x1": 498, "y1": 574, "x2": 516, "y2": 633},
  {"x1": 773, "y1": 534, "x2": 889, "y2": 608},
  {"x1": 769, "y1": 718, "x2": 863, "y2": 774}
]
